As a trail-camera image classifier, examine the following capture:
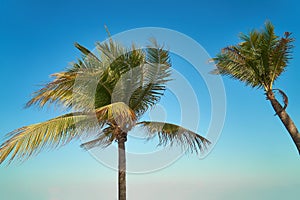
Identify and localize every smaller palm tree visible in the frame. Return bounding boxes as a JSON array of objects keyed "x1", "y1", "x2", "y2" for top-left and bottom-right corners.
[
  {"x1": 0, "y1": 37, "x2": 210, "y2": 200},
  {"x1": 212, "y1": 21, "x2": 300, "y2": 154}
]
